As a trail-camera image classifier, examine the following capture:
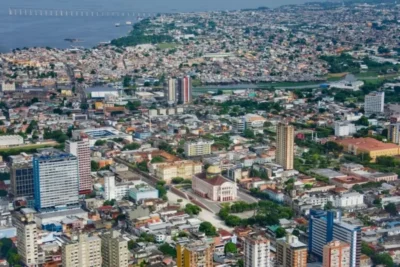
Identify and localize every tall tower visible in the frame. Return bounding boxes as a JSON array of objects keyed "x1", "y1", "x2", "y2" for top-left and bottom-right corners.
[
  {"x1": 167, "y1": 78, "x2": 178, "y2": 104},
  {"x1": 323, "y1": 240, "x2": 351, "y2": 267},
  {"x1": 276, "y1": 123, "x2": 294, "y2": 170},
  {"x1": 33, "y1": 149, "x2": 79, "y2": 212},
  {"x1": 66, "y1": 138, "x2": 92, "y2": 194},
  {"x1": 244, "y1": 235, "x2": 270, "y2": 267},
  {"x1": 276, "y1": 235, "x2": 307, "y2": 267},
  {"x1": 61, "y1": 233, "x2": 102, "y2": 267},
  {"x1": 12, "y1": 208, "x2": 38, "y2": 267},
  {"x1": 101, "y1": 230, "x2": 129, "y2": 267},
  {"x1": 178, "y1": 75, "x2": 192, "y2": 104}
]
